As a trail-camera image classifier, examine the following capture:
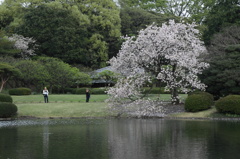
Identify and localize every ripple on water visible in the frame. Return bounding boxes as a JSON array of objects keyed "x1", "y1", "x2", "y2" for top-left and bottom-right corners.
[{"x1": 0, "y1": 118, "x2": 108, "y2": 128}]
